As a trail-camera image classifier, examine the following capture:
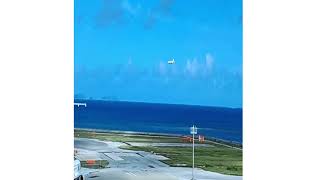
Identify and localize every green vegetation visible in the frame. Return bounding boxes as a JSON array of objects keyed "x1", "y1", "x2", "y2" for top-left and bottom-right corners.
[
  {"x1": 123, "y1": 146, "x2": 242, "y2": 176},
  {"x1": 75, "y1": 129, "x2": 186, "y2": 143}
]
